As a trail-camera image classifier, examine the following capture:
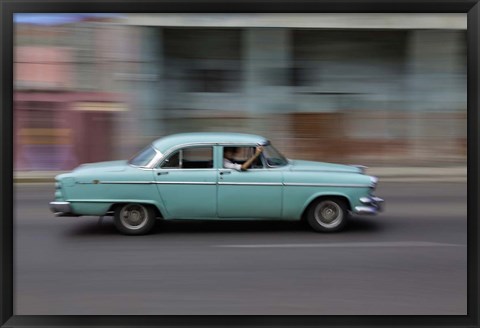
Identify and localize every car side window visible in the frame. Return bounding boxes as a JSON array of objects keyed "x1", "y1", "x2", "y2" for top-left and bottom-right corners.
[
  {"x1": 160, "y1": 147, "x2": 213, "y2": 169},
  {"x1": 161, "y1": 151, "x2": 180, "y2": 168},
  {"x1": 224, "y1": 146, "x2": 264, "y2": 169}
]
